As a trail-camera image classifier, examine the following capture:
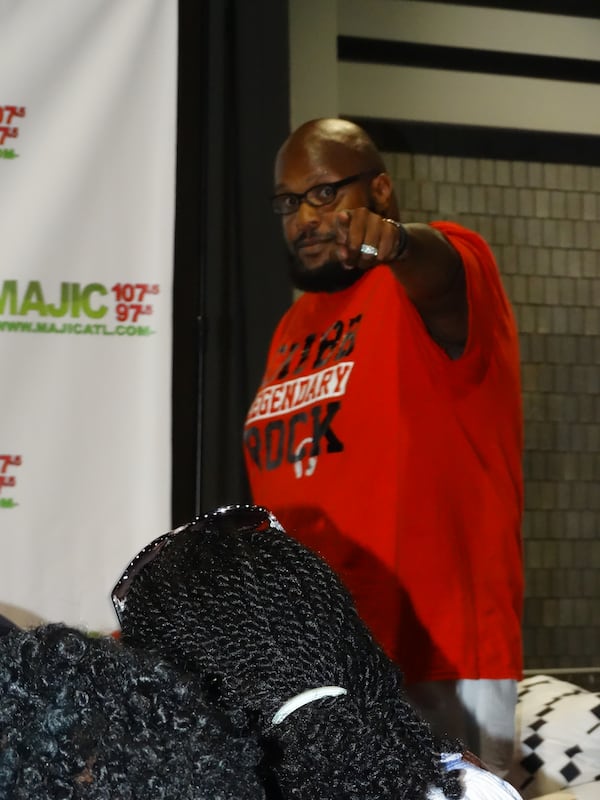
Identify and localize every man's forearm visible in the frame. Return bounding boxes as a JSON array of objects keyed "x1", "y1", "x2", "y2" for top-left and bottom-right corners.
[{"x1": 390, "y1": 222, "x2": 468, "y2": 349}]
